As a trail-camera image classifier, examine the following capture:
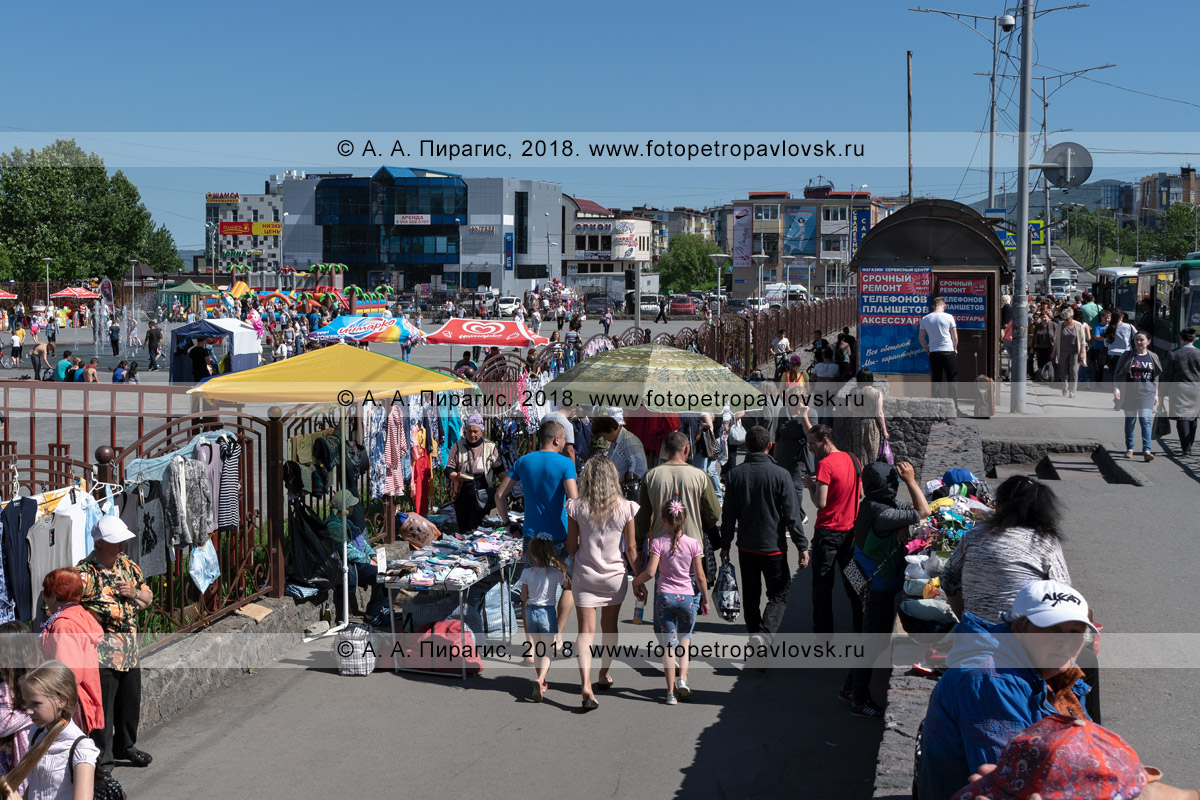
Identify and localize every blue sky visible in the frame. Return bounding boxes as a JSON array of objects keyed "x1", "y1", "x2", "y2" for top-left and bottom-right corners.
[{"x1": 2, "y1": 0, "x2": 1197, "y2": 249}]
